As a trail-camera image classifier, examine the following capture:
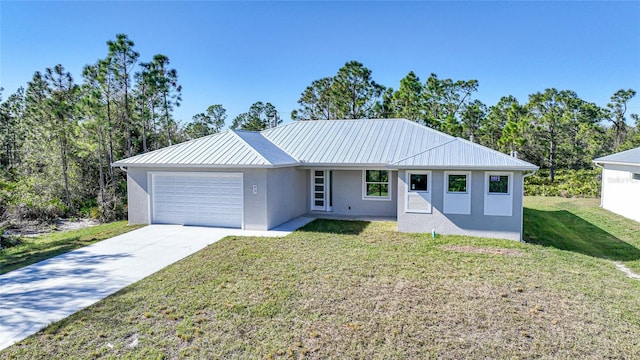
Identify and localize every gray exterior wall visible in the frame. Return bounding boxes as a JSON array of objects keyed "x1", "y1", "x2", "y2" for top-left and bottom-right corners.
[
  {"x1": 266, "y1": 167, "x2": 308, "y2": 228},
  {"x1": 307, "y1": 169, "x2": 397, "y2": 217},
  {"x1": 397, "y1": 170, "x2": 524, "y2": 241},
  {"x1": 125, "y1": 167, "x2": 270, "y2": 230}
]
